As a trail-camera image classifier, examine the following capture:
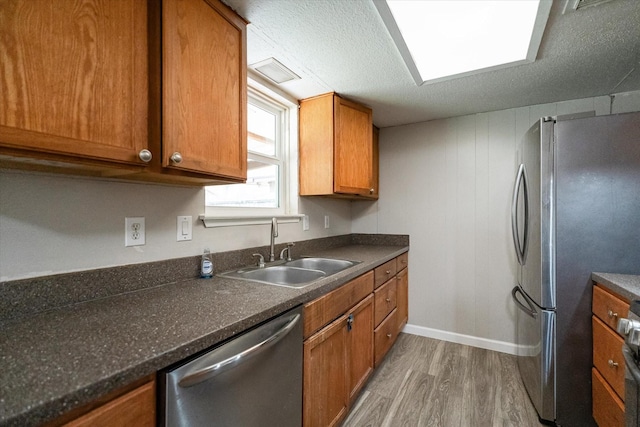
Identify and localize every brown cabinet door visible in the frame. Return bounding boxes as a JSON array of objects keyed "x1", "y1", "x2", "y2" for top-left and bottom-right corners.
[
  {"x1": 396, "y1": 267, "x2": 409, "y2": 332},
  {"x1": 63, "y1": 381, "x2": 155, "y2": 427},
  {"x1": 0, "y1": 0, "x2": 148, "y2": 165},
  {"x1": 348, "y1": 294, "x2": 374, "y2": 404},
  {"x1": 304, "y1": 314, "x2": 349, "y2": 427},
  {"x1": 333, "y1": 96, "x2": 373, "y2": 196},
  {"x1": 162, "y1": 0, "x2": 246, "y2": 180},
  {"x1": 593, "y1": 316, "x2": 625, "y2": 400},
  {"x1": 592, "y1": 368, "x2": 624, "y2": 427}
]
